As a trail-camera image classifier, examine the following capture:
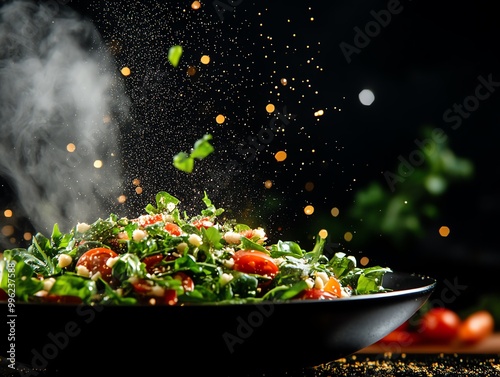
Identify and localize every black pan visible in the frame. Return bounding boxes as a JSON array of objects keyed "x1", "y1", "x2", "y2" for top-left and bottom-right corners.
[{"x1": 1, "y1": 271, "x2": 435, "y2": 376}]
